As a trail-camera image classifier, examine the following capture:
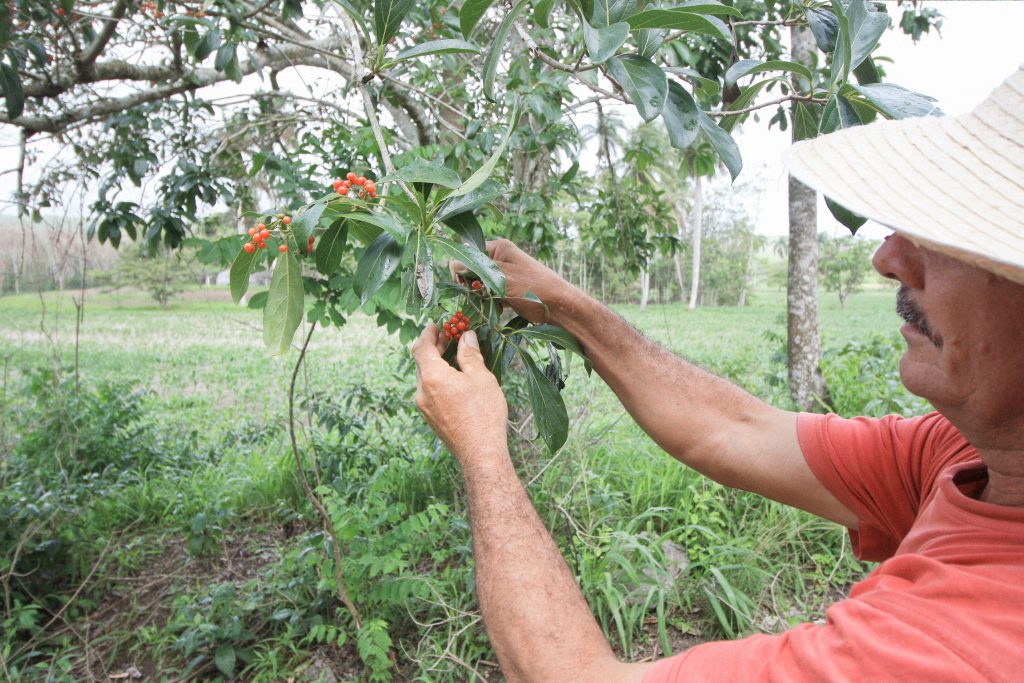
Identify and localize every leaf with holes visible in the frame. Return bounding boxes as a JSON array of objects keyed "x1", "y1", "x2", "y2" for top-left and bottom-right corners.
[{"x1": 606, "y1": 55, "x2": 667, "y2": 122}]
